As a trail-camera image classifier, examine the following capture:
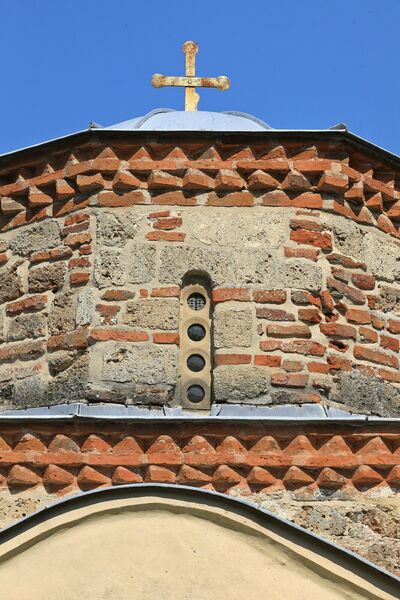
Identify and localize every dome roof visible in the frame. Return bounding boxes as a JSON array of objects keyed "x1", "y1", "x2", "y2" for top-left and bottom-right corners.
[{"x1": 103, "y1": 108, "x2": 273, "y2": 132}]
